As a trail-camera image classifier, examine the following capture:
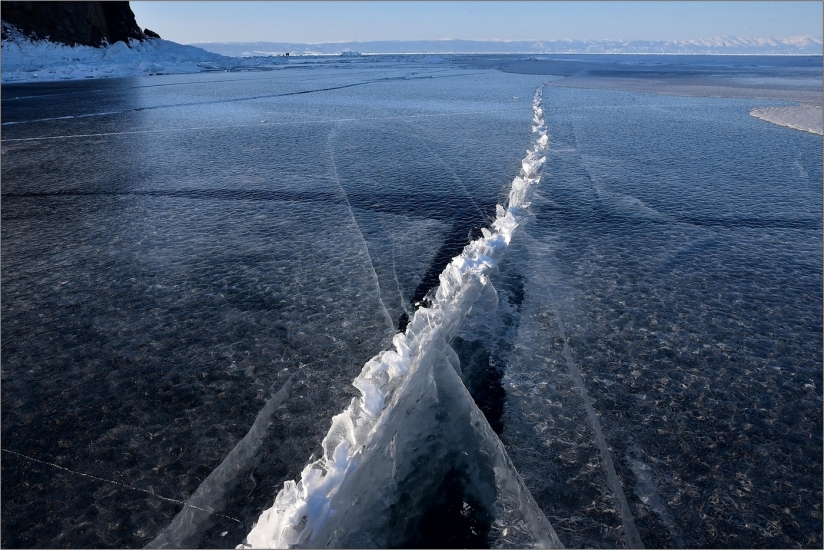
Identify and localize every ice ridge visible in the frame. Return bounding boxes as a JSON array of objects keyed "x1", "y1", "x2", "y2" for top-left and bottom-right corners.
[{"x1": 239, "y1": 86, "x2": 557, "y2": 549}]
